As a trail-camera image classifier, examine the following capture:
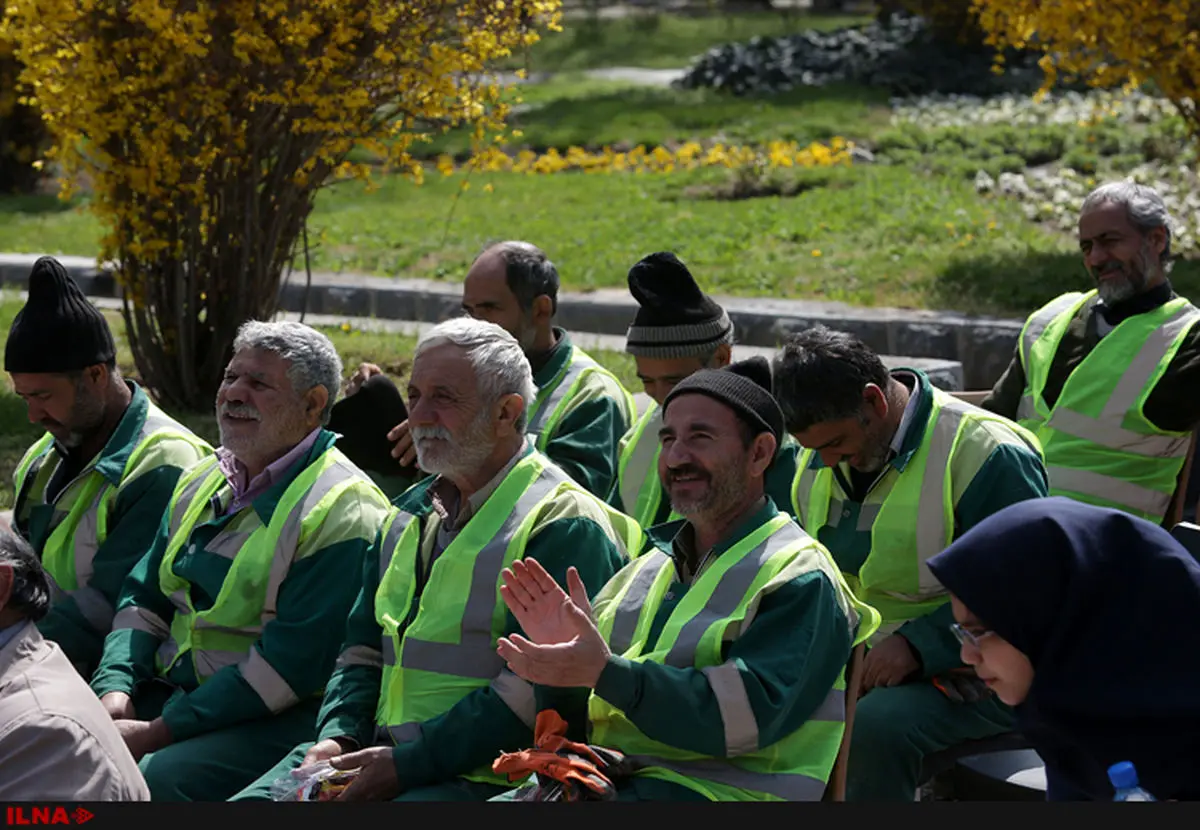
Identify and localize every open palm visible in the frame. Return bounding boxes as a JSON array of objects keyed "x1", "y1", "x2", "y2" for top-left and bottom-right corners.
[{"x1": 500, "y1": 559, "x2": 594, "y2": 646}]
